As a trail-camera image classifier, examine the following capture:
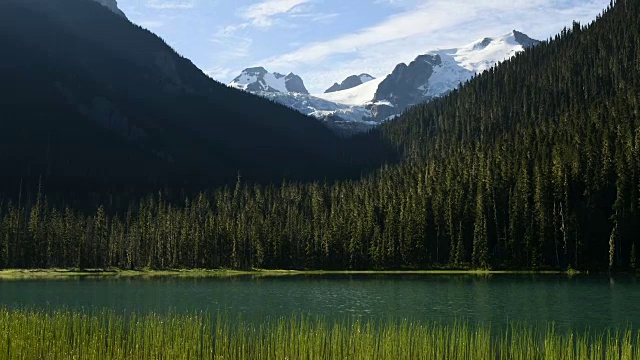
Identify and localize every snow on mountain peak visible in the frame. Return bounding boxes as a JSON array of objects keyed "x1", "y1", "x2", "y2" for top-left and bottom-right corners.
[
  {"x1": 318, "y1": 30, "x2": 539, "y2": 122},
  {"x1": 359, "y1": 74, "x2": 375, "y2": 83},
  {"x1": 317, "y1": 77, "x2": 385, "y2": 106},
  {"x1": 230, "y1": 67, "x2": 309, "y2": 94},
  {"x1": 231, "y1": 31, "x2": 539, "y2": 134},
  {"x1": 324, "y1": 74, "x2": 376, "y2": 93},
  {"x1": 437, "y1": 30, "x2": 539, "y2": 75}
]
